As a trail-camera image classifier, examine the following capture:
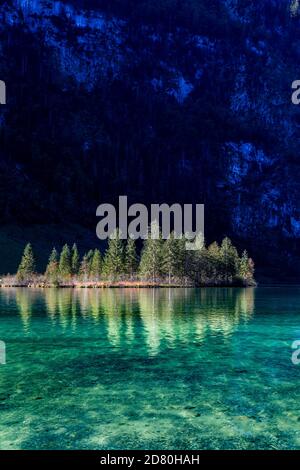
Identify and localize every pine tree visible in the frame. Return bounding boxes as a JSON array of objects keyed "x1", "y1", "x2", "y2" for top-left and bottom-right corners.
[
  {"x1": 195, "y1": 247, "x2": 210, "y2": 285},
  {"x1": 220, "y1": 237, "x2": 239, "y2": 284},
  {"x1": 248, "y1": 257, "x2": 255, "y2": 284},
  {"x1": 102, "y1": 229, "x2": 124, "y2": 280},
  {"x1": 239, "y1": 250, "x2": 249, "y2": 279},
  {"x1": 45, "y1": 247, "x2": 59, "y2": 283},
  {"x1": 187, "y1": 233, "x2": 210, "y2": 285},
  {"x1": 86, "y1": 249, "x2": 94, "y2": 277},
  {"x1": 59, "y1": 244, "x2": 72, "y2": 279},
  {"x1": 16, "y1": 243, "x2": 36, "y2": 281},
  {"x1": 78, "y1": 249, "x2": 94, "y2": 280},
  {"x1": 90, "y1": 249, "x2": 102, "y2": 281},
  {"x1": 238, "y1": 250, "x2": 255, "y2": 285},
  {"x1": 12, "y1": 237, "x2": 255, "y2": 286},
  {"x1": 161, "y1": 232, "x2": 185, "y2": 283},
  {"x1": 124, "y1": 238, "x2": 138, "y2": 280},
  {"x1": 139, "y1": 222, "x2": 163, "y2": 282},
  {"x1": 71, "y1": 243, "x2": 80, "y2": 276},
  {"x1": 207, "y1": 241, "x2": 221, "y2": 282},
  {"x1": 79, "y1": 253, "x2": 90, "y2": 281}
]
